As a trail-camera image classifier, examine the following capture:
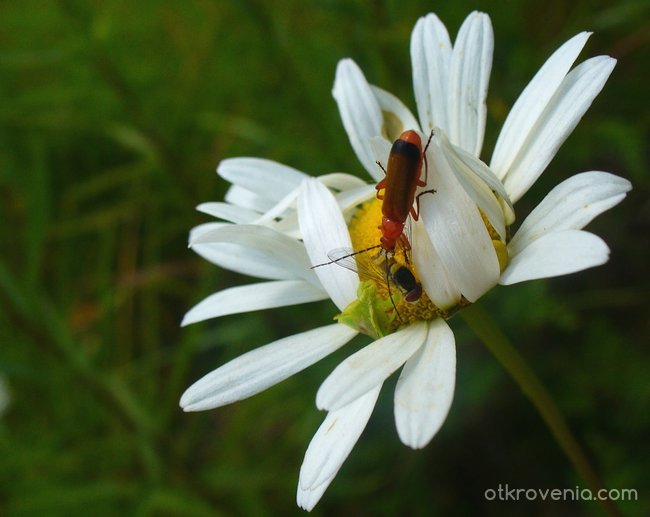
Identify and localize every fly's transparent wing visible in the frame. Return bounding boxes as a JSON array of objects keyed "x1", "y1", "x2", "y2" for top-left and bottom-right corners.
[
  {"x1": 326, "y1": 247, "x2": 388, "y2": 286},
  {"x1": 326, "y1": 246, "x2": 422, "y2": 303}
]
